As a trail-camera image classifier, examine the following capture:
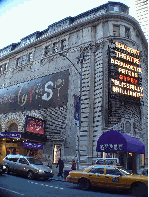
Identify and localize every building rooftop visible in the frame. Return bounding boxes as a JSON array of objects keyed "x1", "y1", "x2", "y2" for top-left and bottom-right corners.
[{"x1": 0, "y1": 1, "x2": 130, "y2": 58}]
